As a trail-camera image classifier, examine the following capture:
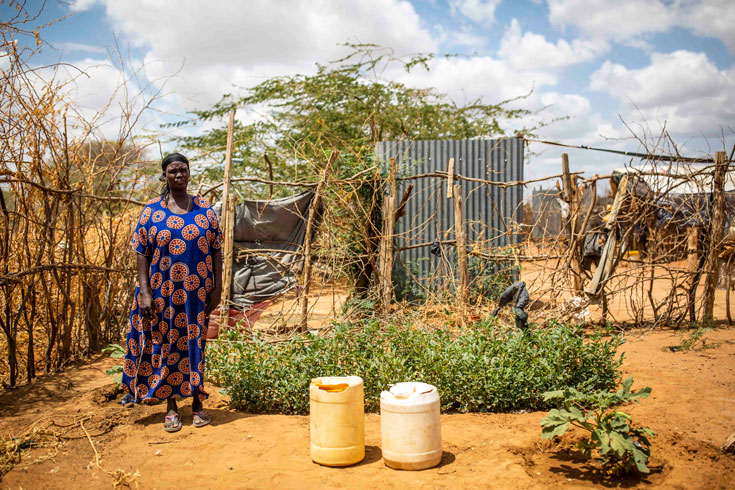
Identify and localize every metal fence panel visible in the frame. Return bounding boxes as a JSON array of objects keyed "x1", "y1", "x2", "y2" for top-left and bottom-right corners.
[{"x1": 376, "y1": 138, "x2": 524, "y2": 291}]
